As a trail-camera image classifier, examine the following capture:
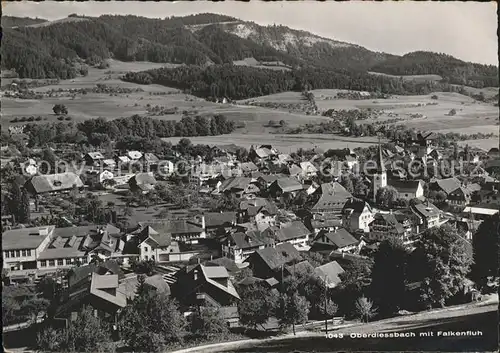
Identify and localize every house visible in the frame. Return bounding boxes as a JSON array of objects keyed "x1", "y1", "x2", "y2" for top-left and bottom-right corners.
[
  {"x1": 55, "y1": 272, "x2": 127, "y2": 326},
  {"x1": 84, "y1": 152, "x2": 105, "y2": 166},
  {"x1": 240, "y1": 162, "x2": 259, "y2": 175},
  {"x1": 115, "y1": 155, "x2": 131, "y2": 167},
  {"x1": 135, "y1": 219, "x2": 205, "y2": 244},
  {"x1": 262, "y1": 221, "x2": 311, "y2": 249},
  {"x1": 127, "y1": 151, "x2": 143, "y2": 161},
  {"x1": 300, "y1": 161, "x2": 318, "y2": 178},
  {"x1": 20, "y1": 158, "x2": 38, "y2": 176},
  {"x1": 25, "y1": 172, "x2": 84, "y2": 195},
  {"x1": 66, "y1": 259, "x2": 125, "y2": 288},
  {"x1": 310, "y1": 182, "x2": 353, "y2": 215},
  {"x1": 86, "y1": 170, "x2": 114, "y2": 186},
  {"x1": 429, "y1": 177, "x2": 462, "y2": 196},
  {"x1": 314, "y1": 261, "x2": 345, "y2": 288},
  {"x1": 198, "y1": 212, "x2": 238, "y2": 235},
  {"x1": 268, "y1": 177, "x2": 303, "y2": 198},
  {"x1": 102, "y1": 159, "x2": 117, "y2": 170},
  {"x1": 256, "y1": 174, "x2": 284, "y2": 189},
  {"x1": 2, "y1": 226, "x2": 56, "y2": 274},
  {"x1": 428, "y1": 149, "x2": 443, "y2": 161},
  {"x1": 119, "y1": 274, "x2": 170, "y2": 300},
  {"x1": 447, "y1": 186, "x2": 471, "y2": 205},
  {"x1": 286, "y1": 164, "x2": 303, "y2": 179},
  {"x1": 487, "y1": 148, "x2": 500, "y2": 158},
  {"x1": 461, "y1": 206, "x2": 499, "y2": 221},
  {"x1": 388, "y1": 179, "x2": 425, "y2": 200},
  {"x1": 132, "y1": 225, "x2": 172, "y2": 262},
  {"x1": 368, "y1": 213, "x2": 408, "y2": 242},
  {"x1": 244, "y1": 242, "x2": 302, "y2": 280},
  {"x1": 309, "y1": 215, "x2": 343, "y2": 236},
  {"x1": 342, "y1": 199, "x2": 374, "y2": 233},
  {"x1": 312, "y1": 228, "x2": 361, "y2": 253},
  {"x1": 221, "y1": 230, "x2": 273, "y2": 263},
  {"x1": 158, "y1": 160, "x2": 176, "y2": 177},
  {"x1": 218, "y1": 177, "x2": 259, "y2": 197},
  {"x1": 140, "y1": 153, "x2": 160, "y2": 168},
  {"x1": 411, "y1": 201, "x2": 443, "y2": 232},
  {"x1": 239, "y1": 198, "x2": 278, "y2": 229},
  {"x1": 174, "y1": 264, "x2": 240, "y2": 309},
  {"x1": 128, "y1": 172, "x2": 157, "y2": 193},
  {"x1": 343, "y1": 155, "x2": 359, "y2": 170}
]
